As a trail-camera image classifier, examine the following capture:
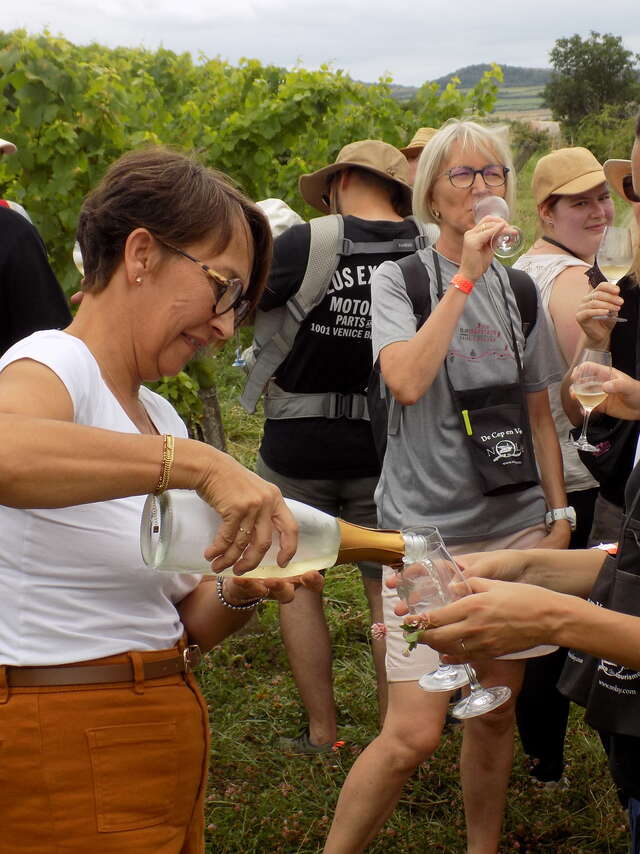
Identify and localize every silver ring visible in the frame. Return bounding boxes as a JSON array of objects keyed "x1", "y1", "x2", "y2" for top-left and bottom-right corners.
[{"x1": 459, "y1": 639, "x2": 467, "y2": 652}]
